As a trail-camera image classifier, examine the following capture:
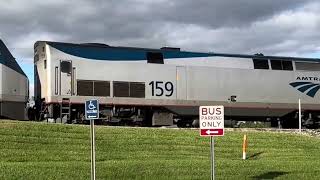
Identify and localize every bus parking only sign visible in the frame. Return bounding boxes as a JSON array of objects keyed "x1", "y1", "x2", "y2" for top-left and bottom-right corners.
[{"x1": 199, "y1": 106, "x2": 224, "y2": 136}]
